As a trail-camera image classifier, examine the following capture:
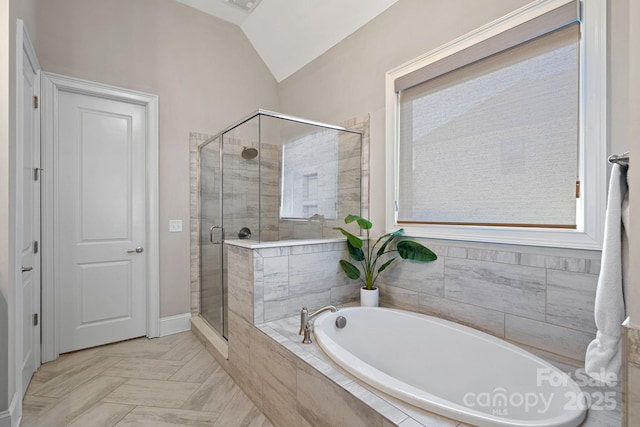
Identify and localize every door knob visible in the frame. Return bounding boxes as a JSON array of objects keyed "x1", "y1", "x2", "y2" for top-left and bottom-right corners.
[
  {"x1": 22, "y1": 266, "x2": 33, "y2": 273},
  {"x1": 126, "y1": 247, "x2": 144, "y2": 254}
]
